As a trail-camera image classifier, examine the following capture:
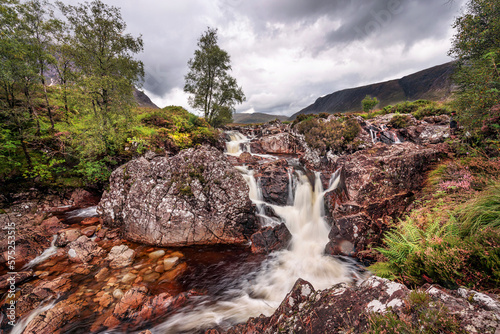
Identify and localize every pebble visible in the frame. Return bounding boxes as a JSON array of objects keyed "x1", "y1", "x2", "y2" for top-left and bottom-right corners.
[
  {"x1": 113, "y1": 289, "x2": 124, "y2": 299},
  {"x1": 163, "y1": 257, "x2": 179, "y2": 271},
  {"x1": 148, "y1": 250, "x2": 165, "y2": 260},
  {"x1": 121, "y1": 273, "x2": 137, "y2": 284}
]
